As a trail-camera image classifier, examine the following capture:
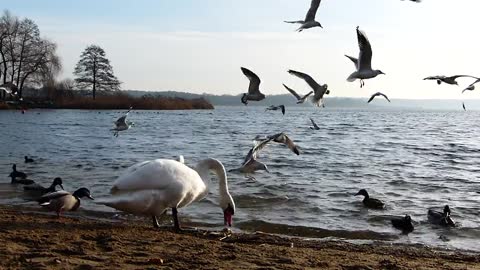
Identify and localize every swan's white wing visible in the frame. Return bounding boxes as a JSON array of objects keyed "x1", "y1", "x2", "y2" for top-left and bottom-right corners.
[
  {"x1": 112, "y1": 159, "x2": 204, "y2": 194},
  {"x1": 357, "y1": 27, "x2": 372, "y2": 71}
]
